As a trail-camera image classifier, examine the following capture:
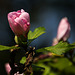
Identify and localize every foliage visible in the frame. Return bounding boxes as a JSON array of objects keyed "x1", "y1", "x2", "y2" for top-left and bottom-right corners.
[
  {"x1": 1, "y1": 27, "x2": 75, "y2": 75},
  {"x1": 20, "y1": 56, "x2": 26, "y2": 64},
  {"x1": 36, "y1": 41, "x2": 75, "y2": 55},
  {"x1": 0, "y1": 45, "x2": 20, "y2": 51},
  {"x1": 28, "y1": 27, "x2": 46, "y2": 44}
]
